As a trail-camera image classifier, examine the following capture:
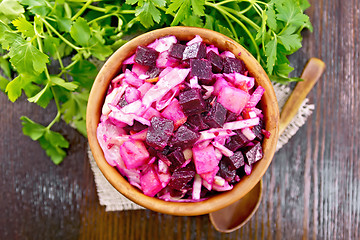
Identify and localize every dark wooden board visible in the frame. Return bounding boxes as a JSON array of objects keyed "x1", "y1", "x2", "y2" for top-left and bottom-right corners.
[{"x1": 1, "y1": 0, "x2": 359, "y2": 239}]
